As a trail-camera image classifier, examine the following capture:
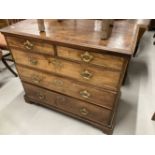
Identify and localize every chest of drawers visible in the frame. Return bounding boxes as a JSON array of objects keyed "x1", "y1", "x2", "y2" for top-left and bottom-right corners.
[{"x1": 1, "y1": 19, "x2": 148, "y2": 134}]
